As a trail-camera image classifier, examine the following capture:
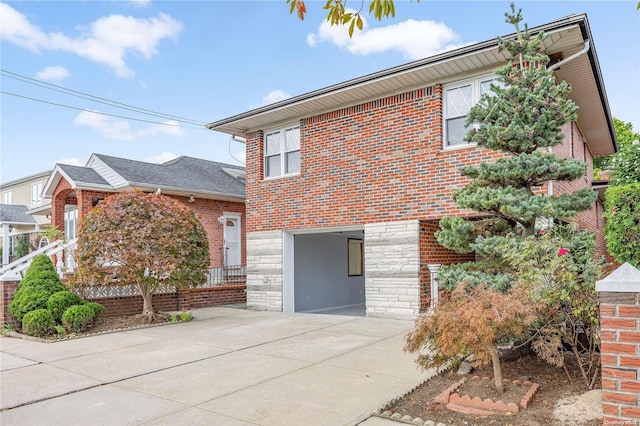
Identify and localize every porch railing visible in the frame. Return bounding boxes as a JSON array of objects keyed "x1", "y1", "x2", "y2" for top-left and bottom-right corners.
[
  {"x1": 201, "y1": 265, "x2": 246, "y2": 288},
  {"x1": 0, "y1": 238, "x2": 77, "y2": 281}
]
